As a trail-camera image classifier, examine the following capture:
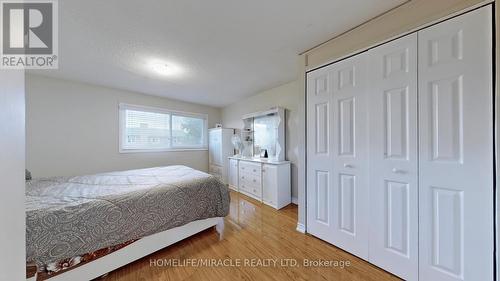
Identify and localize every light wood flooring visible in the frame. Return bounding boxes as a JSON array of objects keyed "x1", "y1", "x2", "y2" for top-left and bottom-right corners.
[{"x1": 104, "y1": 191, "x2": 400, "y2": 281}]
